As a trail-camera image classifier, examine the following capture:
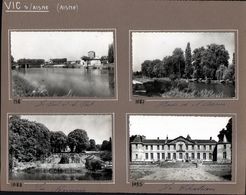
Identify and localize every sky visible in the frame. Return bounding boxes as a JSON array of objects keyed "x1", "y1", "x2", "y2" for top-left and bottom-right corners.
[
  {"x1": 11, "y1": 31, "x2": 114, "y2": 61},
  {"x1": 19, "y1": 115, "x2": 112, "y2": 144},
  {"x1": 132, "y1": 32, "x2": 235, "y2": 71},
  {"x1": 129, "y1": 115, "x2": 231, "y2": 141}
]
